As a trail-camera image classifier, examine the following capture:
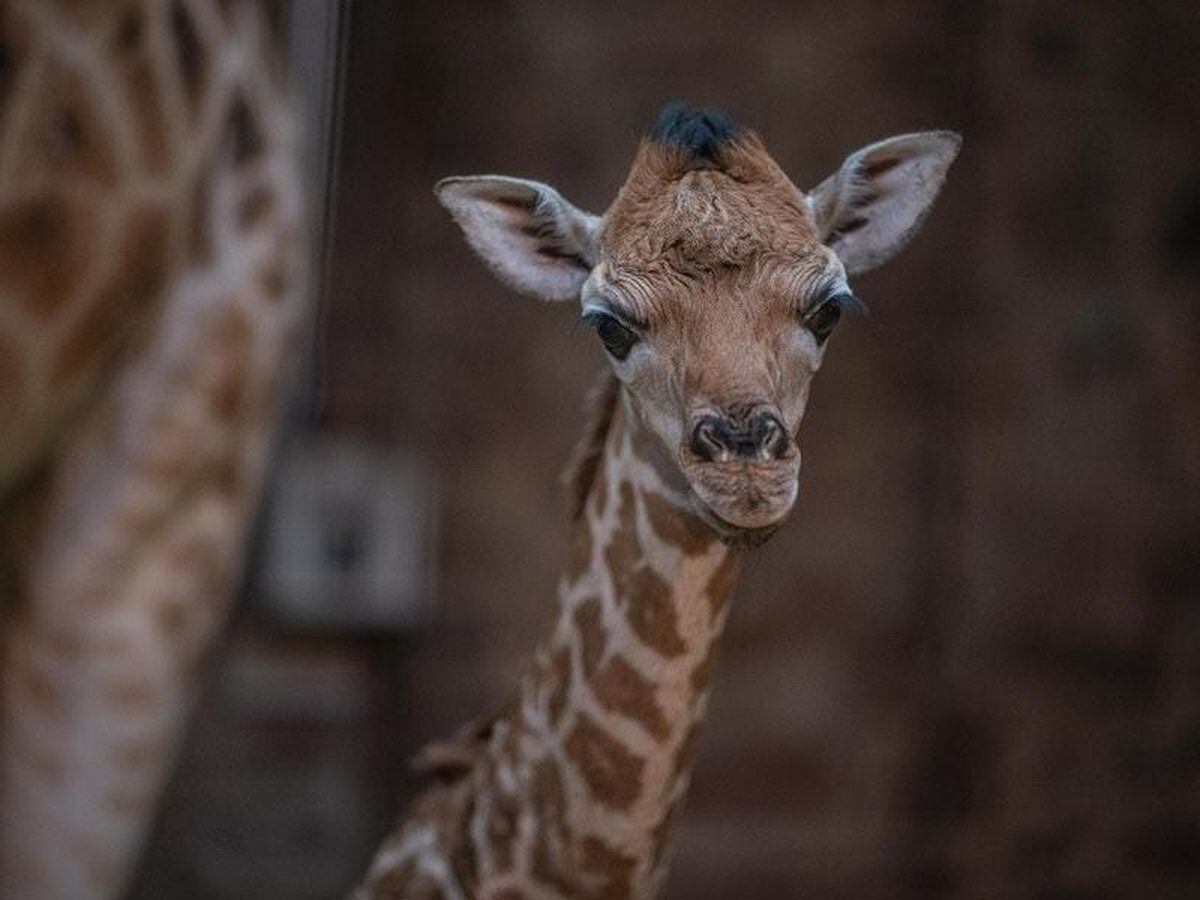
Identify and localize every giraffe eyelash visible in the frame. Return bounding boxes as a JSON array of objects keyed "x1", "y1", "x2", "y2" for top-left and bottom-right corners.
[
  {"x1": 824, "y1": 290, "x2": 866, "y2": 315},
  {"x1": 801, "y1": 289, "x2": 865, "y2": 344},
  {"x1": 801, "y1": 275, "x2": 865, "y2": 317}
]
